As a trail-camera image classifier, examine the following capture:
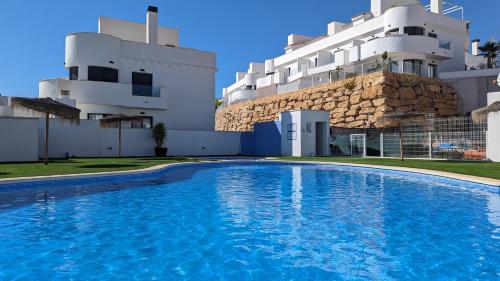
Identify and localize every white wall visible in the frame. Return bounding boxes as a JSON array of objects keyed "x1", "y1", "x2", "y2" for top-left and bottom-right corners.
[
  {"x1": 43, "y1": 32, "x2": 216, "y2": 131},
  {"x1": 0, "y1": 117, "x2": 38, "y2": 162},
  {"x1": 98, "y1": 16, "x2": 179, "y2": 47},
  {"x1": 487, "y1": 92, "x2": 500, "y2": 162},
  {"x1": 441, "y1": 69, "x2": 500, "y2": 115},
  {"x1": 36, "y1": 119, "x2": 241, "y2": 159},
  {"x1": 280, "y1": 110, "x2": 330, "y2": 157}
]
